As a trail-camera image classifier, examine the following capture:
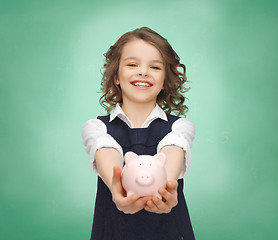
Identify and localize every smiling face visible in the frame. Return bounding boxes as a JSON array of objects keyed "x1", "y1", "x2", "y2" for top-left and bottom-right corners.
[{"x1": 115, "y1": 39, "x2": 165, "y2": 107}]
